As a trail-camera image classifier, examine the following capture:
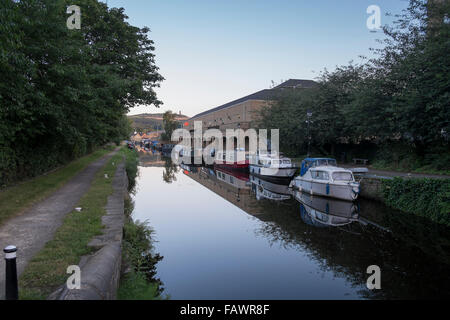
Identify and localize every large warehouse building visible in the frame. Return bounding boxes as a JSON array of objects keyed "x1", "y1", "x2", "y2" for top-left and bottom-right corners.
[{"x1": 185, "y1": 79, "x2": 317, "y2": 133}]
